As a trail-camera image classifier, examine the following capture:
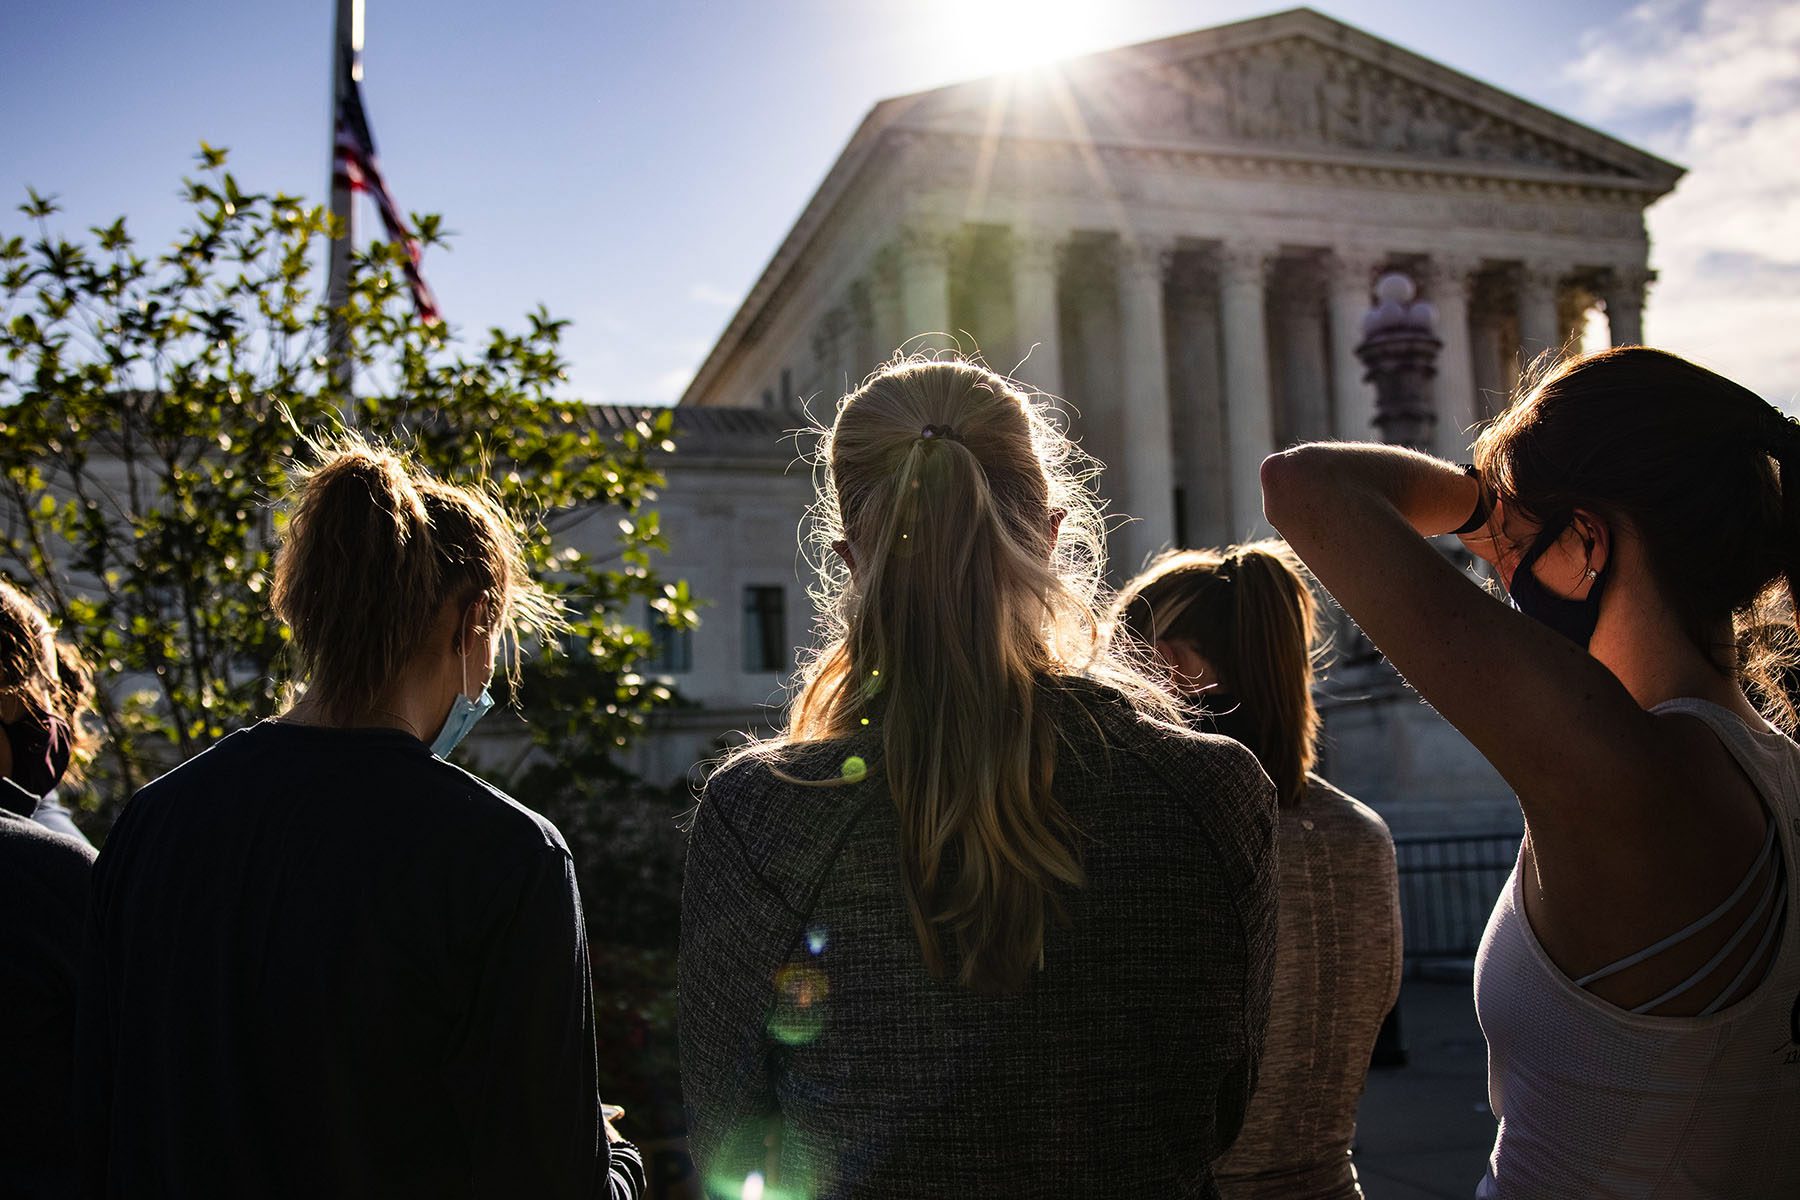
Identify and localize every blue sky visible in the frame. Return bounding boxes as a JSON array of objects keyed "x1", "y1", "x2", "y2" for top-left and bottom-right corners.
[{"x1": 5, "y1": 1, "x2": 1793, "y2": 404}]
